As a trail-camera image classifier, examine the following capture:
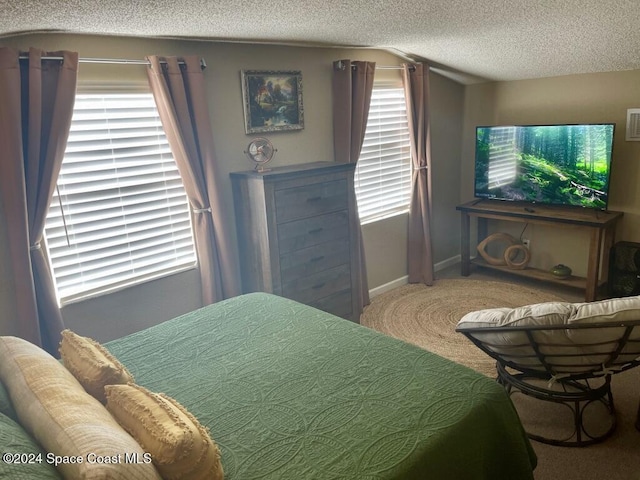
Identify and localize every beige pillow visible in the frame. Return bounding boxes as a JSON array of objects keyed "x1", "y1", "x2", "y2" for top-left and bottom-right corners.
[
  {"x1": 59, "y1": 329, "x2": 133, "y2": 403},
  {"x1": 105, "y1": 383, "x2": 223, "y2": 480},
  {"x1": 0, "y1": 336, "x2": 161, "y2": 480}
]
